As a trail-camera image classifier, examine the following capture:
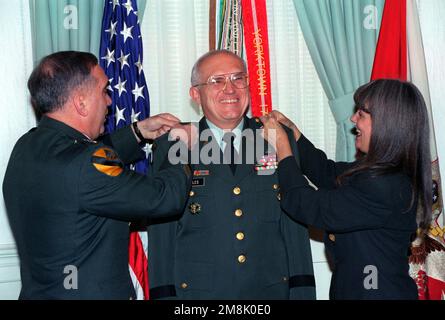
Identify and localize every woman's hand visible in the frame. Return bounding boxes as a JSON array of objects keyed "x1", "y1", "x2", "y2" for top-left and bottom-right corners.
[
  {"x1": 268, "y1": 110, "x2": 301, "y2": 141},
  {"x1": 260, "y1": 114, "x2": 293, "y2": 161}
]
